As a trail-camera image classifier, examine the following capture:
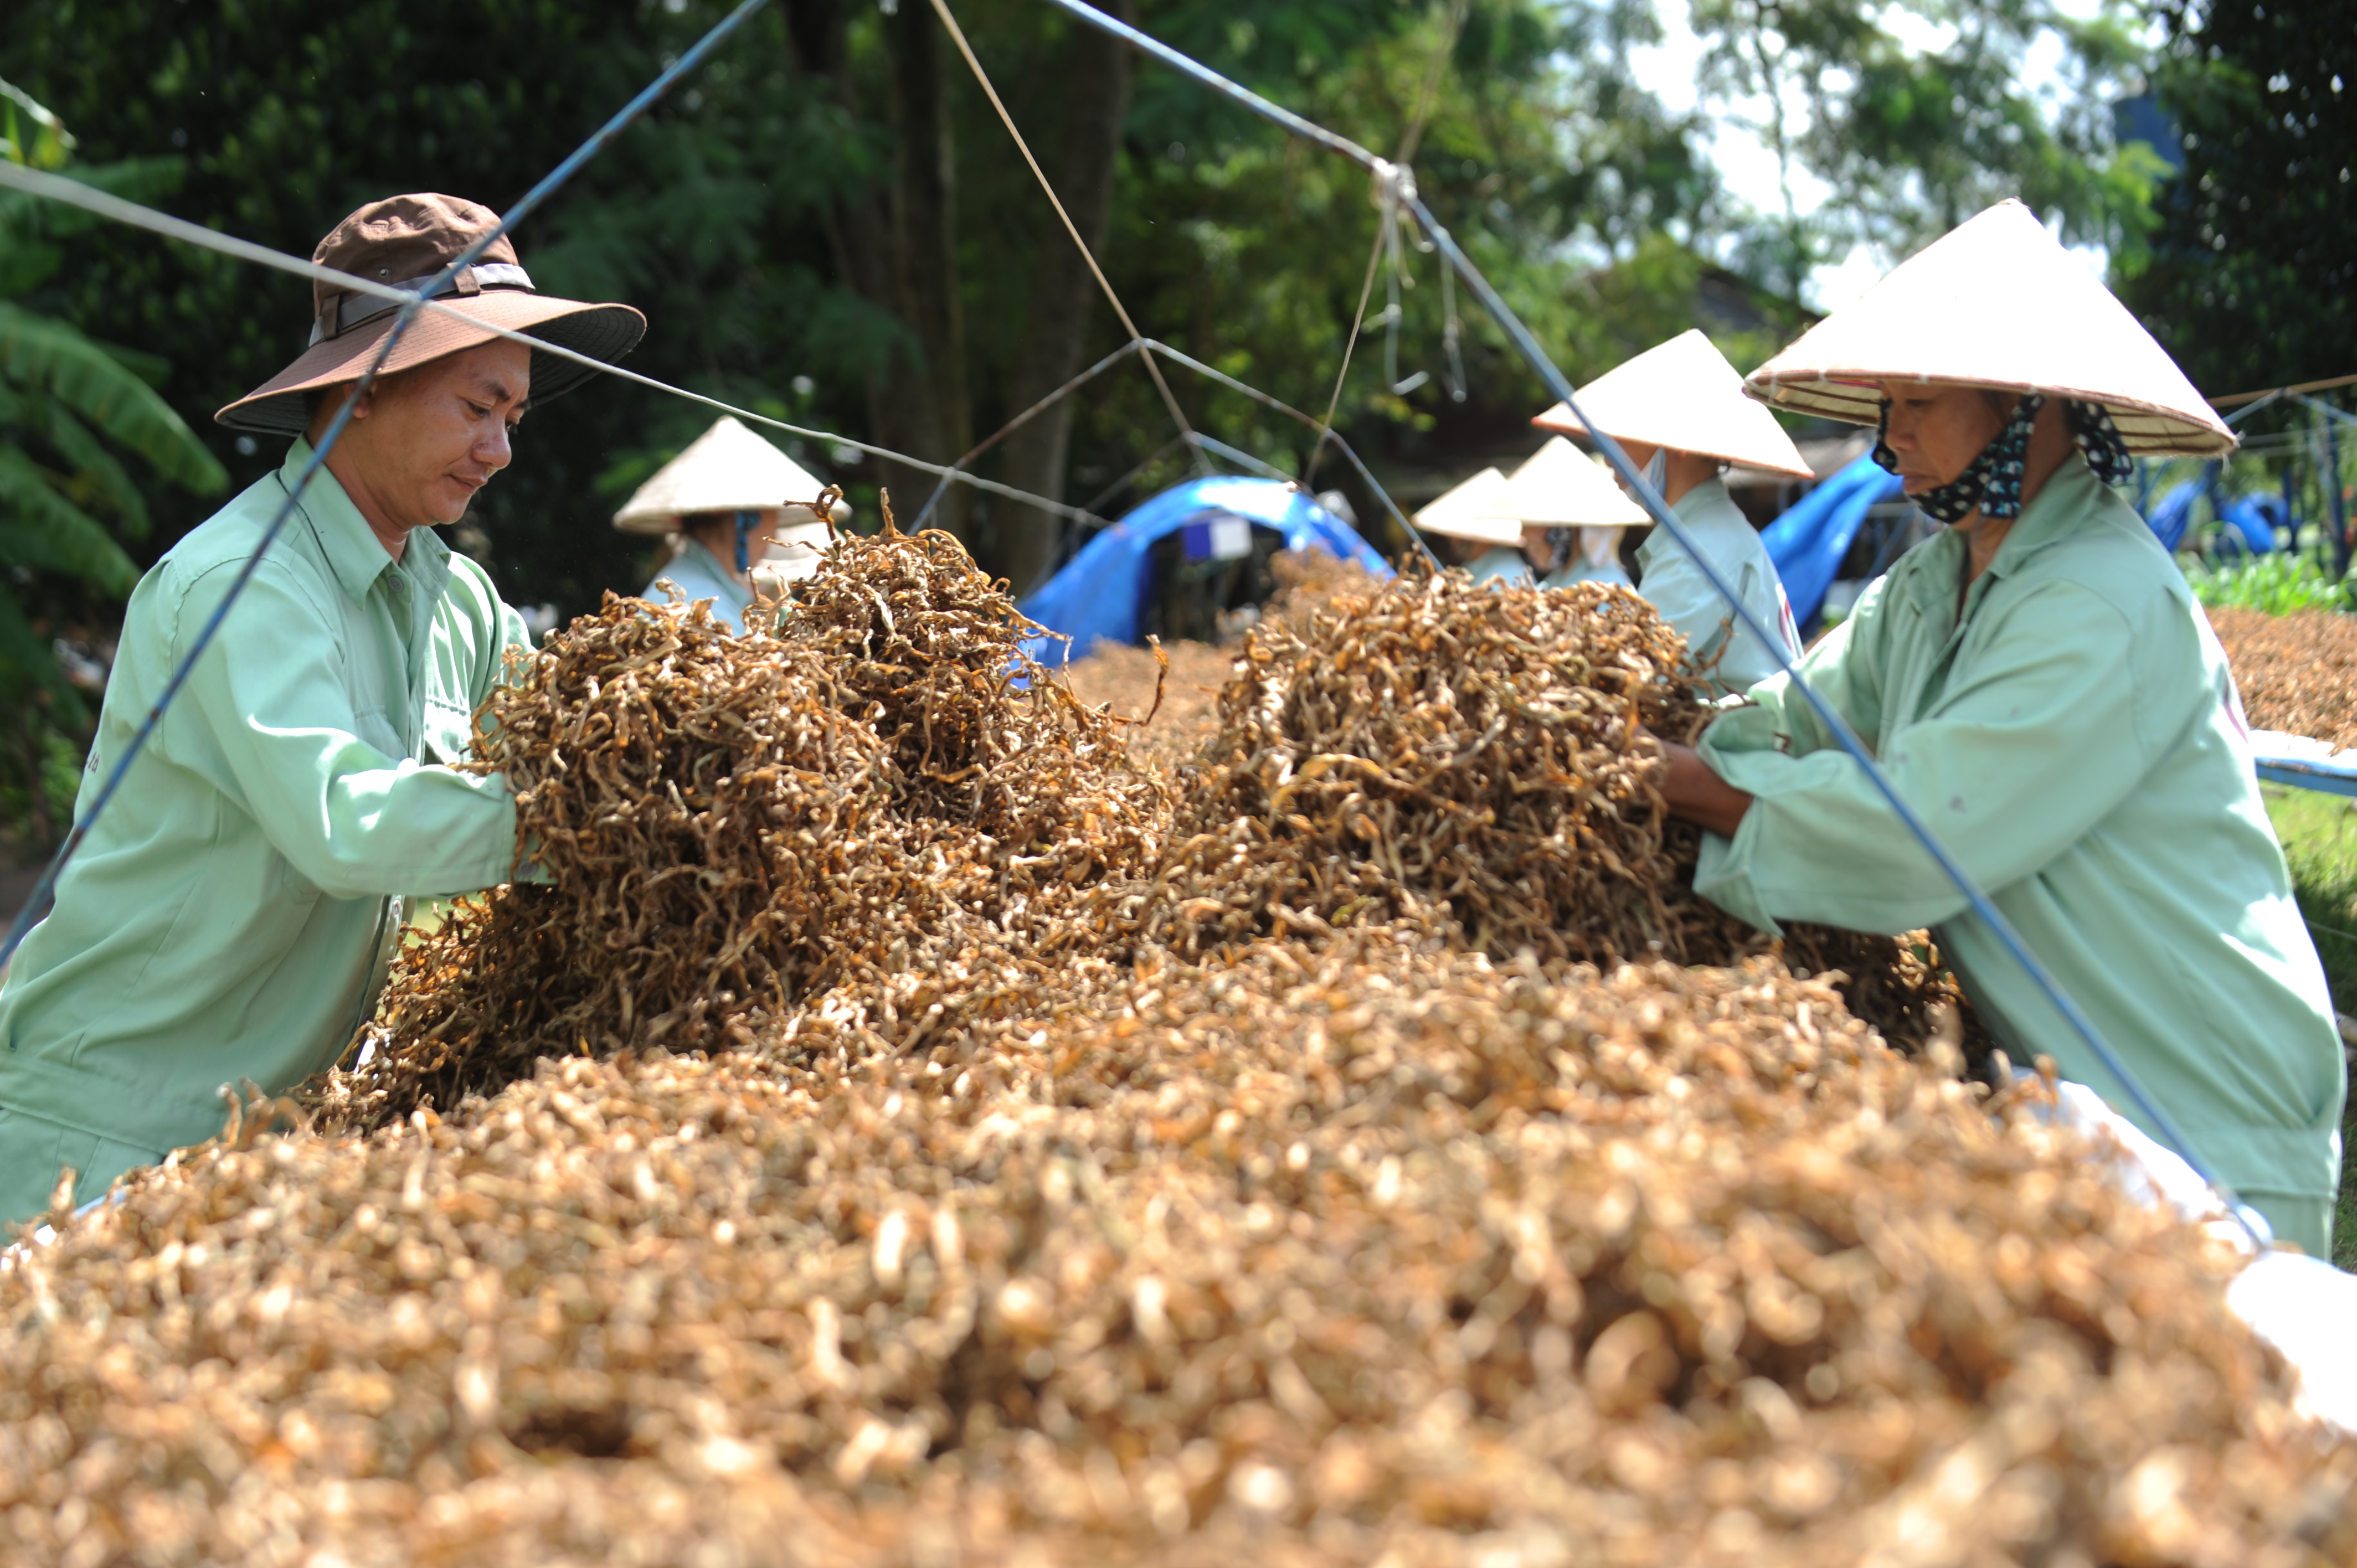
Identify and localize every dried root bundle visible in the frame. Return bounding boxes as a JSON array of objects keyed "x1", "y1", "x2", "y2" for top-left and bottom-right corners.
[
  {"x1": 4, "y1": 941, "x2": 2347, "y2": 1566},
  {"x1": 1154, "y1": 573, "x2": 1738, "y2": 961},
  {"x1": 332, "y1": 511, "x2": 1166, "y2": 1126}
]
